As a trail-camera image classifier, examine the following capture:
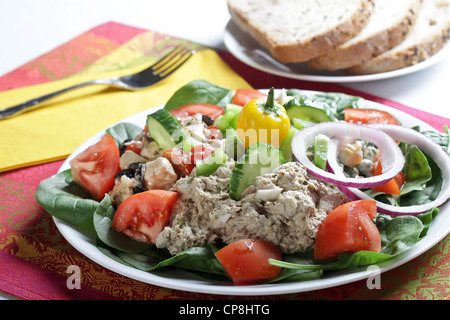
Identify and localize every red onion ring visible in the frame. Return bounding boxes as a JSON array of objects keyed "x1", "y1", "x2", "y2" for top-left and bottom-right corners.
[
  {"x1": 291, "y1": 122, "x2": 405, "y2": 188},
  {"x1": 342, "y1": 124, "x2": 450, "y2": 216}
]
